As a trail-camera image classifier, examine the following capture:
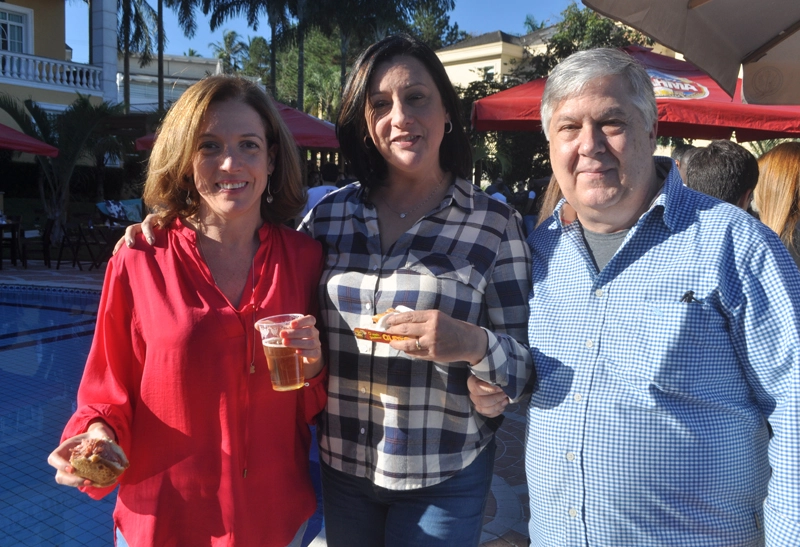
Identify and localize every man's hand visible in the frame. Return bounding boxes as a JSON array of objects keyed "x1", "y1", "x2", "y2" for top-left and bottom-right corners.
[{"x1": 468, "y1": 375, "x2": 509, "y2": 418}]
